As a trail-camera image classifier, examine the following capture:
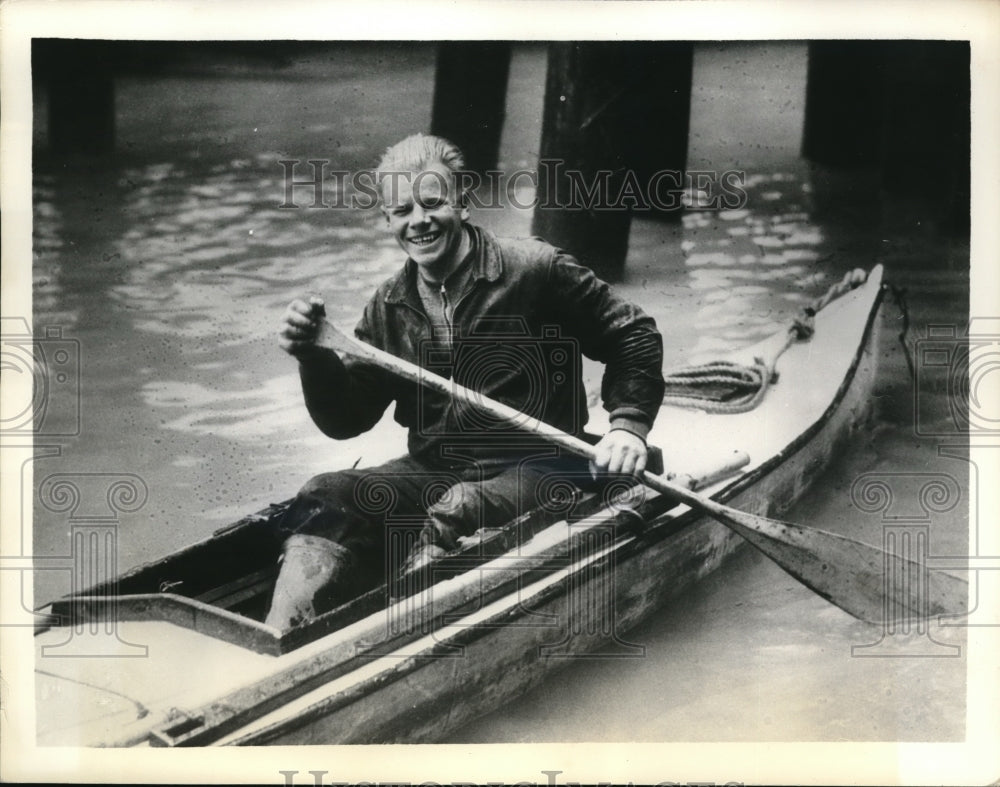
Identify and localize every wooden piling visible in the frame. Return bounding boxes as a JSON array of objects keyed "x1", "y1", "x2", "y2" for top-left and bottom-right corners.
[
  {"x1": 431, "y1": 42, "x2": 512, "y2": 172},
  {"x1": 532, "y1": 42, "x2": 694, "y2": 281},
  {"x1": 802, "y1": 41, "x2": 970, "y2": 235},
  {"x1": 802, "y1": 42, "x2": 885, "y2": 169},
  {"x1": 42, "y1": 40, "x2": 116, "y2": 155},
  {"x1": 878, "y1": 41, "x2": 970, "y2": 235}
]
